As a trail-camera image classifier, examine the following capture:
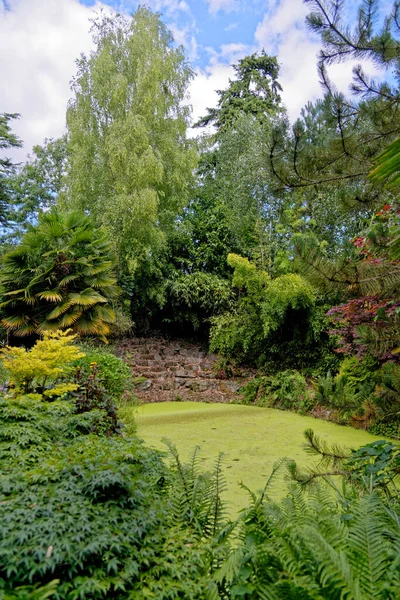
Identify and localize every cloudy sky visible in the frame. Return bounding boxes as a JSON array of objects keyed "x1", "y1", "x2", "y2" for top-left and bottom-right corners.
[{"x1": 0, "y1": 0, "x2": 383, "y2": 160}]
